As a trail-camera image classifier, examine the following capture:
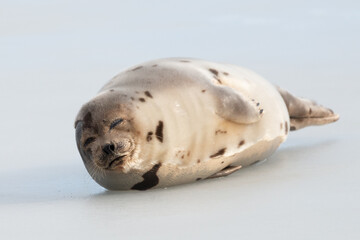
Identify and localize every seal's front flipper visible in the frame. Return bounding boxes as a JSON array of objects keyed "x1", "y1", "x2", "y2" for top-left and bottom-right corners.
[
  {"x1": 213, "y1": 86, "x2": 263, "y2": 124},
  {"x1": 278, "y1": 87, "x2": 339, "y2": 131},
  {"x1": 206, "y1": 166, "x2": 242, "y2": 179}
]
